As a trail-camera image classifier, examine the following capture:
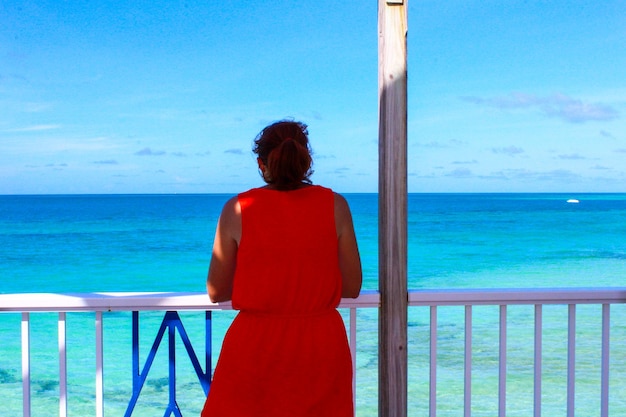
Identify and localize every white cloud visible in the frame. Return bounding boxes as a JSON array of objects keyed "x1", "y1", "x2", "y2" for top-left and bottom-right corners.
[
  {"x1": 462, "y1": 92, "x2": 619, "y2": 123},
  {"x1": 491, "y1": 168, "x2": 582, "y2": 182},
  {"x1": 557, "y1": 153, "x2": 587, "y2": 160},
  {"x1": 135, "y1": 147, "x2": 166, "y2": 156},
  {"x1": 591, "y1": 165, "x2": 610, "y2": 170},
  {"x1": 492, "y1": 146, "x2": 524, "y2": 156},
  {"x1": 3, "y1": 136, "x2": 119, "y2": 153},
  {"x1": 416, "y1": 141, "x2": 448, "y2": 148},
  {"x1": 415, "y1": 139, "x2": 467, "y2": 149},
  {"x1": 5, "y1": 124, "x2": 62, "y2": 132},
  {"x1": 445, "y1": 168, "x2": 473, "y2": 178}
]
